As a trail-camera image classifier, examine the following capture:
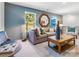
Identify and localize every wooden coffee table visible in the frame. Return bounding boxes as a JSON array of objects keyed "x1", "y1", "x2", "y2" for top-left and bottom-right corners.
[{"x1": 48, "y1": 34, "x2": 75, "y2": 53}]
